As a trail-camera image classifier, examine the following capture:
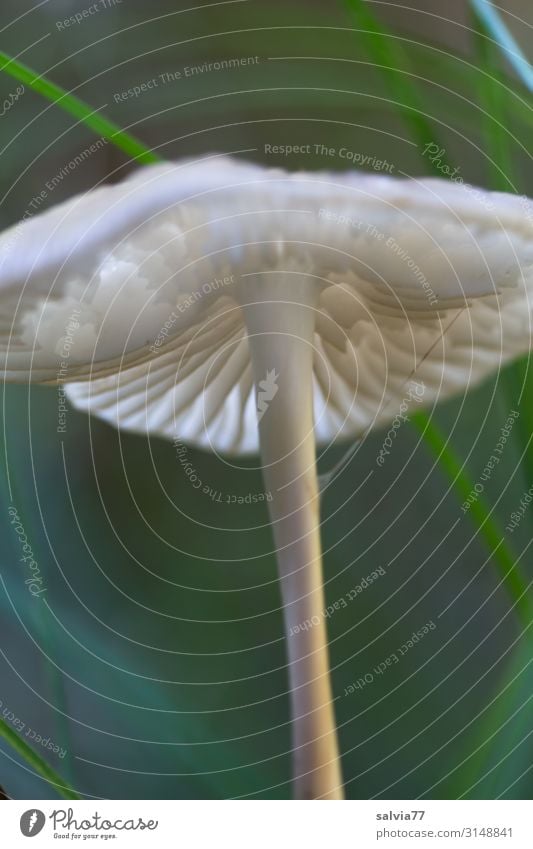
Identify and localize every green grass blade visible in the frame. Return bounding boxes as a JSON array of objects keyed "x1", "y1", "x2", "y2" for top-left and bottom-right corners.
[
  {"x1": 0, "y1": 50, "x2": 162, "y2": 165},
  {"x1": 471, "y1": 13, "x2": 517, "y2": 192},
  {"x1": 406, "y1": 38, "x2": 533, "y2": 134},
  {"x1": 339, "y1": 0, "x2": 532, "y2": 625},
  {"x1": 470, "y1": 0, "x2": 533, "y2": 92},
  {"x1": 411, "y1": 412, "x2": 532, "y2": 627},
  {"x1": 343, "y1": 0, "x2": 449, "y2": 165},
  {"x1": 0, "y1": 717, "x2": 80, "y2": 799},
  {"x1": 470, "y1": 11, "x2": 533, "y2": 488}
]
